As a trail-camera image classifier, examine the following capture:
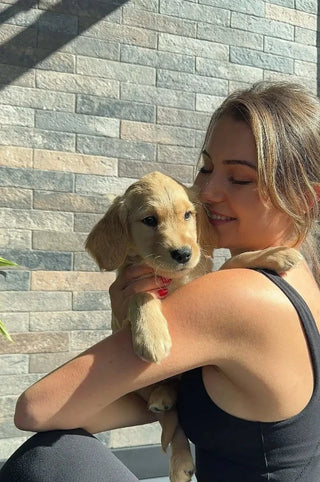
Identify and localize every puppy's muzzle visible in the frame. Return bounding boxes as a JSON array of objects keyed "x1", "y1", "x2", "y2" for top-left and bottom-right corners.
[{"x1": 170, "y1": 247, "x2": 192, "y2": 264}]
